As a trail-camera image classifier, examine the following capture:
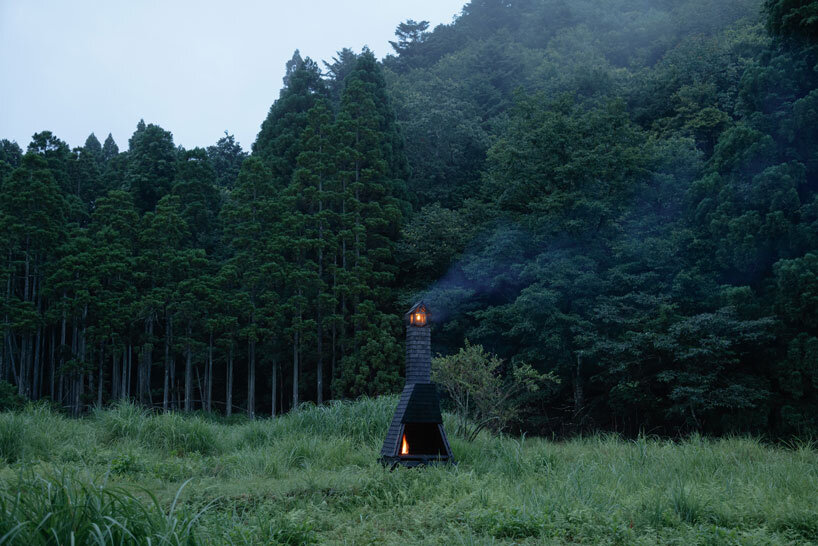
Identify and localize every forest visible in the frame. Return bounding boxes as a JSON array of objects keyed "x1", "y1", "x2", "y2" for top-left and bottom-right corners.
[{"x1": 1, "y1": 0, "x2": 818, "y2": 438}]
